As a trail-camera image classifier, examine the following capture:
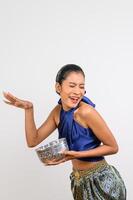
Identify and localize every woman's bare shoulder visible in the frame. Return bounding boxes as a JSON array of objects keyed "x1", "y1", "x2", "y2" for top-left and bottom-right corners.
[
  {"x1": 53, "y1": 104, "x2": 61, "y2": 113},
  {"x1": 76, "y1": 102, "x2": 95, "y2": 117},
  {"x1": 76, "y1": 102, "x2": 105, "y2": 126}
]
